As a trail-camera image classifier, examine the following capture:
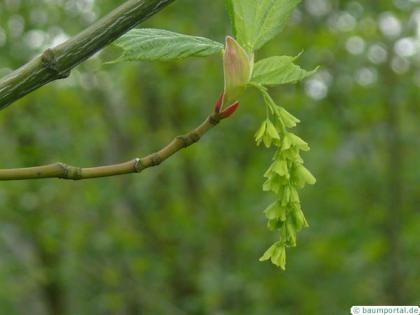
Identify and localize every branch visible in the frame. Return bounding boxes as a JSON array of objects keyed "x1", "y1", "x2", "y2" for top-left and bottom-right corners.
[
  {"x1": 0, "y1": 0, "x2": 175, "y2": 110},
  {"x1": 0, "y1": 113, "x2": 222, "y2": 181}
]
